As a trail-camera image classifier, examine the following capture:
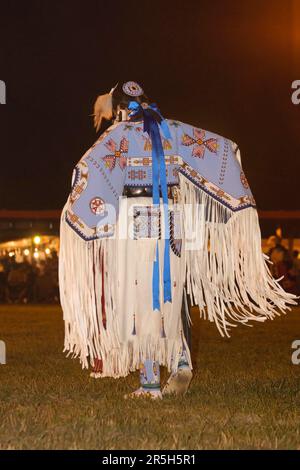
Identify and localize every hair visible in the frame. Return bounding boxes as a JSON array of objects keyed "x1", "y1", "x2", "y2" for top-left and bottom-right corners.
[
  {"x1": 111, "y1": 82, "x2": 149, "y2": 114},
  {"x1": 93, "y1": 81, "x2": 149, "y2": 131}
]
